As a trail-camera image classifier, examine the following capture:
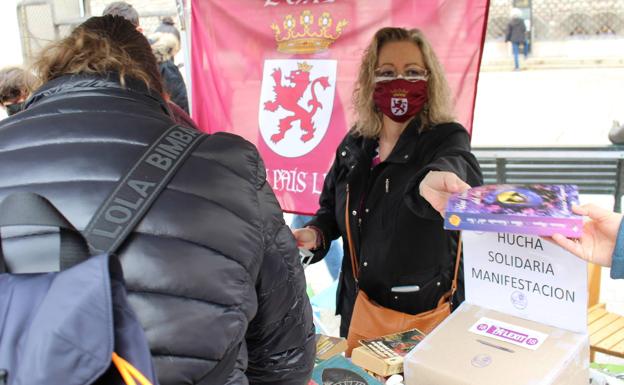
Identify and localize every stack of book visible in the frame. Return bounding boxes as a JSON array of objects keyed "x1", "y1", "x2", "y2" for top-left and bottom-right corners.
[
  {"x1": 315, "y1": 334, "x2": 348, "y2": 364},
  {"x1": 350, "y1": 328, "x2": 426, "y2": 377}
]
